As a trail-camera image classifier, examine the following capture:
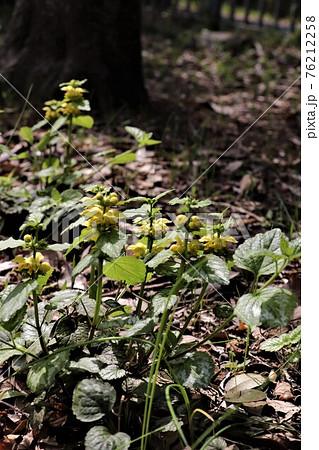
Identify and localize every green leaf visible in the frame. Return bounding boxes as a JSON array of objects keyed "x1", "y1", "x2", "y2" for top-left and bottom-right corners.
[
  {"x1": 124, "y1": 317, "x2": 155, "y2": 337},
  {"x1": 108, "y1": 150, "x2": 136, "y2": 165},
  {"x1": 85, "y1": 426, "x2": 130, "y2": 450},
  {"x1": 234, "y1": 287, "x2": 297, "y2": 328},
  {"x1": 184, "y1": 255, "x2": 230, "y2": 285},
  {"x1": 151, "y1": 289, "x2": 178, "y2": 315},
  {"x1": 103, "y1": 256, "x2": 146, "y2": 285},
  {"x1": 260, "y1": 325, "x2": 301, "y2": 352},
  {"x1": 72, "y1": 115, "x2": 94, "y2": 129},
  {"x1": 233, "y1": 229, "x2": 285, "y2": 277},
  {"x1": 47, "y1": 243, "x2": 71, "y2": 251},
  {"x1": 36, "y1": 269, "x2": 53, "y2": 294},
  {"x1": 51, "y1": 188, "x2": 61, "y2": 202},
  {"x1": 49, "y1": 289, "x2": 84, "y2": 310},
  {"x1": 170, "y1": 351, "x2": 214, "y2": 388},
  {"x1": 72, "y1": 254, "x2": 97, "y2": 278},
  {"x1": 27, "y1": 350, "x2": 70, "y2": 392},
  {"x1": 287, "y1": 236, "x2": 301, "y2": 259},
  {"x1": 70, "y1": 357, "x2": 102, "y2": 373},
  {"x1": 37, "y1": 132, "x2": 52, "y2": 151},
  {"x1": 0, "y1": 237, "x2": 25, "y2": 251},
  {"x1": 96, "y1": 230, "x2": 126, "y2": 259},
  {"x1": 51, "y1": 116, "x2": 67, "y2": 132},
  {"x1": 153, "y1": 189, "x2": 174, "y2": 202},
  {"x1": 65, "y1": 228, "x2": 92, "y2": 255},
  {"x1": 146, "y1": 249, "x2": 172, "y2": 269},
  {"x1": 72, "y1": 379, "x2": 116, "y2": 422},
  {"x1": 100, "y1": 365, "x2": 126, "y2": 380},
  {"x1": 32, "y1": 119, "x2": 47, "y2": 131},
  {"x1": 20, "y1": 126, "x2": 34, "y2": 144},
  {"x1": 125, "y1": 125, "x2": 160, "y2": 146},
  {"x1": 0, "y1": 347, "x2": 22, "y2": 365},
  {"x1": 60, "y1": 189, "x2": 82, "y2": 203},
  {"x1": 190, "y1": 199, "x2": 212, "y2": 209},
  {"x1": 203, "y1": 255, "x2": 230, "y2": 285},
  {"x1": 2, "y1": 305, "x2": 27, "y2": 332},
  {"x1": 0, "y1": 280, "x2": 38, "y2": 326}
]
